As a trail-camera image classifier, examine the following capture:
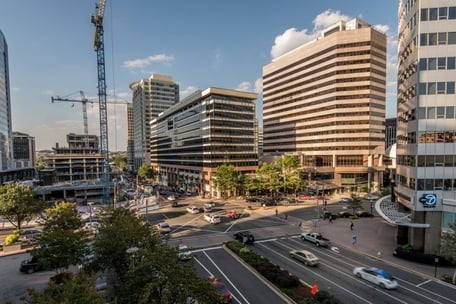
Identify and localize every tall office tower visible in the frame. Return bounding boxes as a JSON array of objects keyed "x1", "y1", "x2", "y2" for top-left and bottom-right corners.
[
  {"x1": 395, "y1": 0, "x2": 456, "y2": 254},
  {"x1": 126, "y1": 103, "x2": 134, "y2": 171},
  {"x1": 12, "y1": 132, "x2": 35, "y2": 169},
  {"x1": 129, "y1": 74, "x2": 179, "y2": 171},
  {"x1": 150, "y1": 88, "x2": 258, "y2": 197},
  {"x1": 263, "y1": 18, "x2": 387, "y2": 193},
  {"x1": 0, "y1": 30, "x2": 14, "y2": 173},
  {"x1": 385, "y1": 118, "x2": 397, "y2": 149}
]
